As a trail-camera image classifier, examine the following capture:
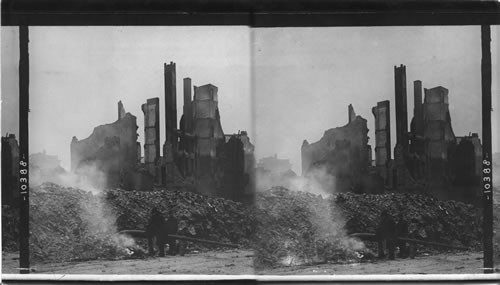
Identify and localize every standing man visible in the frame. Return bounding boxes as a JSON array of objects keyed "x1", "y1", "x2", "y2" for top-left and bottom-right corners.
[
  {"x1": 376, "y1": 210, "x2": 396, "y2": 260},
  {"x1": 395, "y1": 213, "x2": 409, "y2": 258},
  {"x1": 165, "y1": 209, "x2": 179, "y2": 255},
  {"x1": 408, "y1": 218, "x2": 420, "y2": 259},
  {"x1": 146, "y1": 207, "x2": 167, "y2": 257}
]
